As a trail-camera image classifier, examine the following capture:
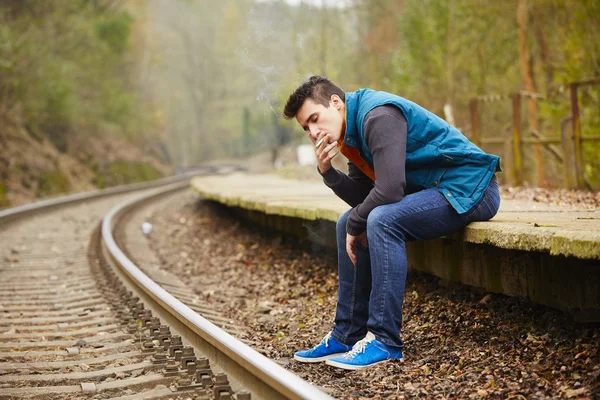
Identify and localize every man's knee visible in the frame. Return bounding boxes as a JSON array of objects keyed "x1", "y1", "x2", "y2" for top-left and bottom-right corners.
[{"x1": 366, "y1": 205, "x2": 389, "y2": 233}]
